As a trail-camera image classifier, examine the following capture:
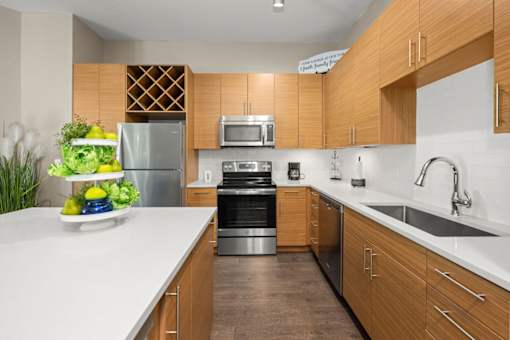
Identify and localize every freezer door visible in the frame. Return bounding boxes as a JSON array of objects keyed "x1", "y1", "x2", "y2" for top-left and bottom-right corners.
[
  {"x1": 120, "y1": 123, "x2": 184, "y2": 170},
  {"x1": 124, "y1": 170, "x2": 183, "y2": 207}
]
